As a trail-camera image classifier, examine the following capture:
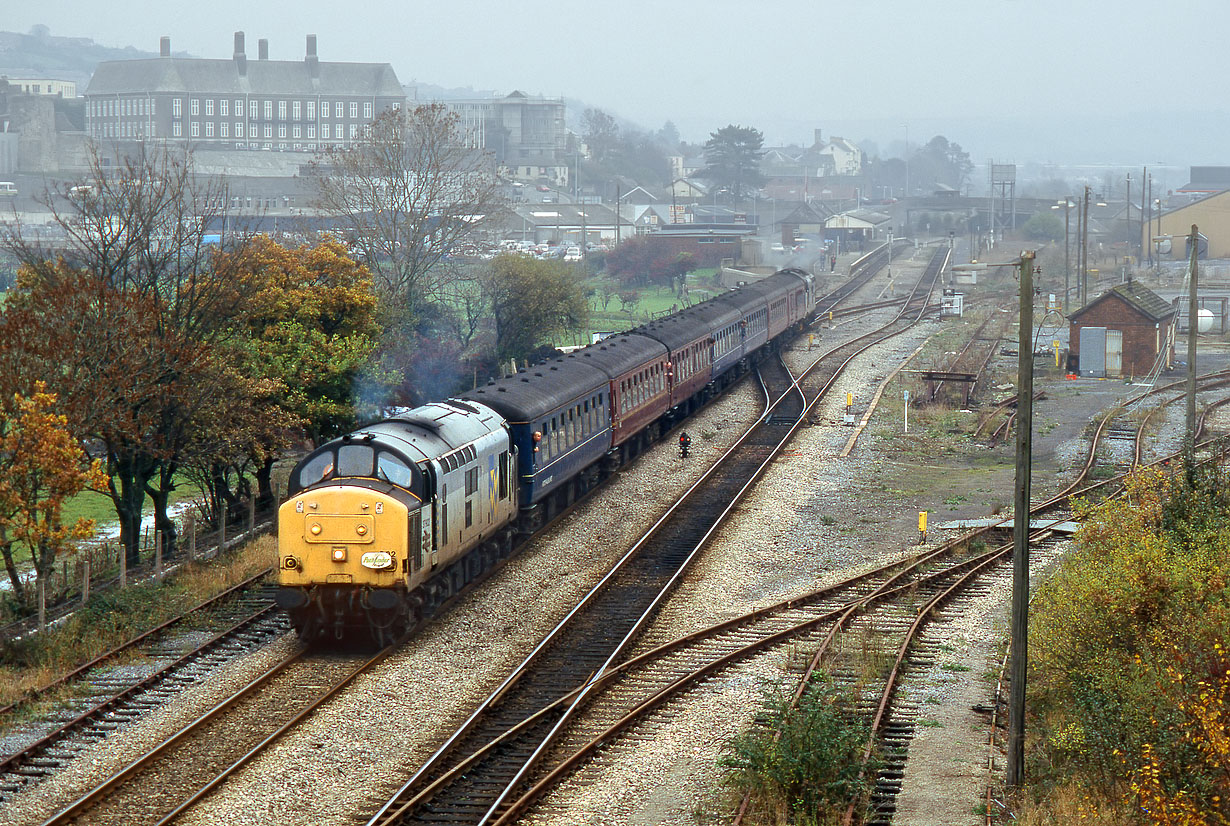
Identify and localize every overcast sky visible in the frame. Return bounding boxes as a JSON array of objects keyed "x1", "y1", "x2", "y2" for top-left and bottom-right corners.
[{"x1": 8, "y1": 0, "x2": 1229, "y2": 166}]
